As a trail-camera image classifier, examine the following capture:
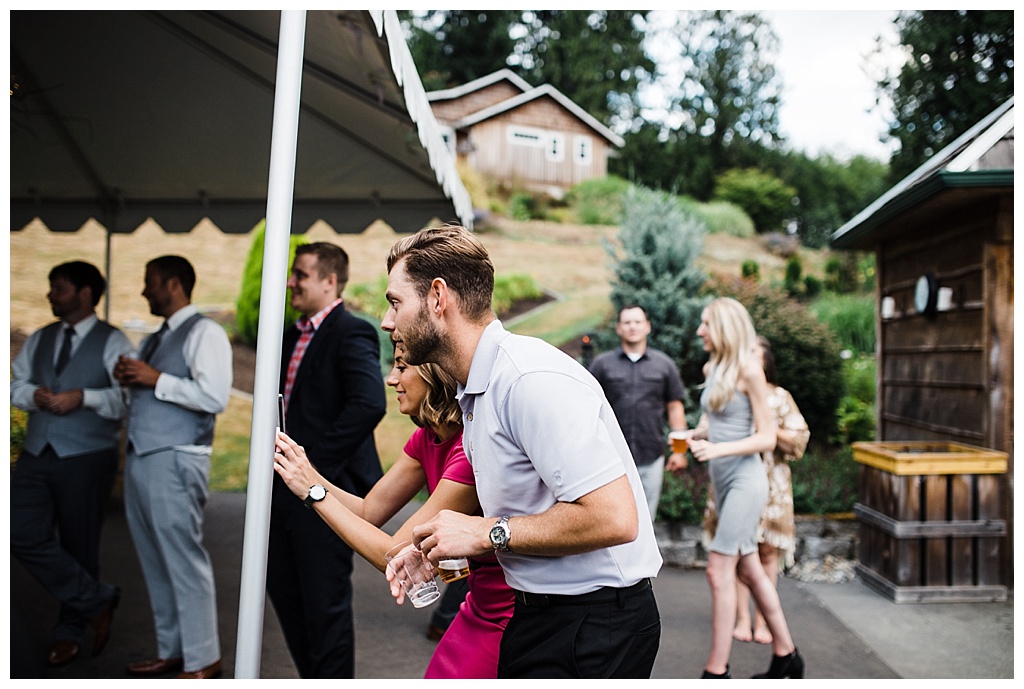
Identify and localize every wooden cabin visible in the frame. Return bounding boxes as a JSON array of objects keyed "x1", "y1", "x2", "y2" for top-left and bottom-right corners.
[
  {"x1": 427, "y1": 69, "x2": 624, "y2": 199},
  {"x1": 831, "y1": 97, "x2": 1014, "y2": 601}
]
